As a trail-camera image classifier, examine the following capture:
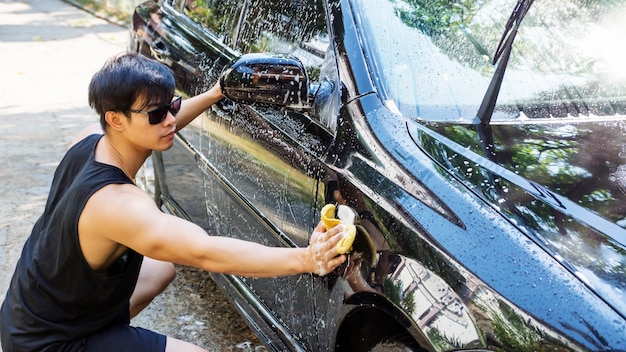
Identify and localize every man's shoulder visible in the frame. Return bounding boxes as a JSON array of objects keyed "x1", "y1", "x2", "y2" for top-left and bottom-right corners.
[
  {"x1": 69, "y1": 124, "x2": 103, "y2": 150},
  {"x1": 68, "y1": 133, "x2": 101, "y2": 154},
  {"x1": 80, "y1": 182, "x2": 163, "y2": 252},
  {"x1": 61, "y1": 133, "x2": 100, "y2": 167},
  {"x1": 88, "y1": 183, "x2": 155, "y2": 215}
]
